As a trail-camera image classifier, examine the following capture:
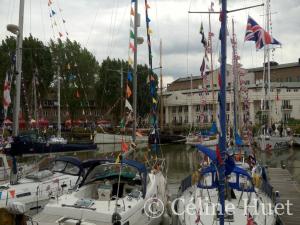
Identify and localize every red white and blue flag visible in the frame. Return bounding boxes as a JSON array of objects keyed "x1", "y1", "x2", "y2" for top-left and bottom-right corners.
[
  {"x1": 3, "y1": 72, "x2": 11, "y2": 118},
  {"x1": 245, "y1": 16, "x2": 281, "y2": 49}
]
